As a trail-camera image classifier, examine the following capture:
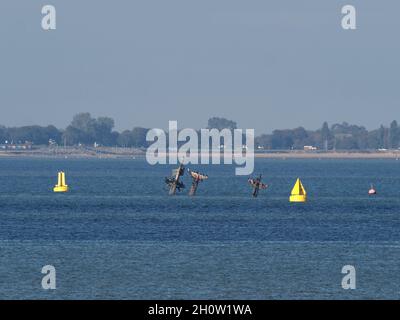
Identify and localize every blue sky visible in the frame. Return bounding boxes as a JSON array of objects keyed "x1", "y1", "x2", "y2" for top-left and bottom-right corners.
[{"x1": 0, "y1": 0, "x2": 399, "y2": 134}]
